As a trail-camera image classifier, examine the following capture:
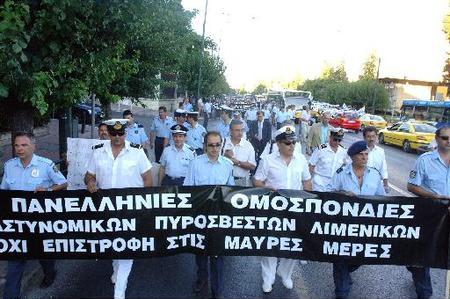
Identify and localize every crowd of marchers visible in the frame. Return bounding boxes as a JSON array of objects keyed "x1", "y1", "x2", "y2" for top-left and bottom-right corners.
[{"x1": 1, "y1": 98, "x2": 449, "y2": 299}]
